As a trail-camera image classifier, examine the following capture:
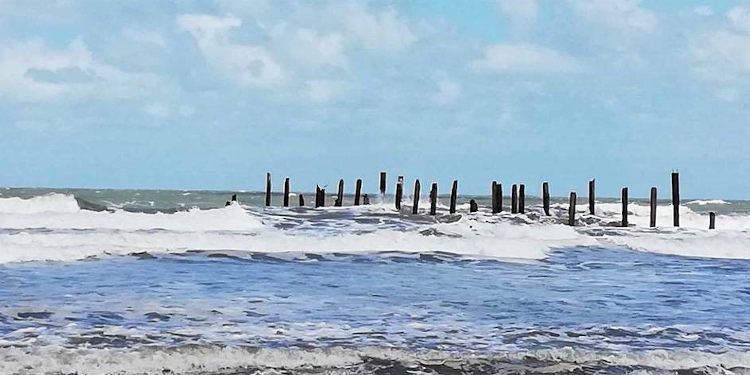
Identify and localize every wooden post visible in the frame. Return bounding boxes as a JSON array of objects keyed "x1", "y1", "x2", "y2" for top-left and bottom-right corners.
[
  {"x1": 354, "y1": 179, "x2": 362, "y2": 206},
  {"x1": 379, "y1": 171, "x2": 387, "y2": 196},
  {"x1": 320, "y1": 188, "x2": 325, "y2": 207},
  {"x1": 283, "y1": 178, "x2": 290, "y2": 207},
  {"x1": 490, "y1": 181, "x2": 498, "y2": 214},
  {"x1": 363, "y1": 194, "x2": 370, "y2": 205},
  {"x1": 672, "y1": 172, "x2": 680, "y2": 227},
  {"x1": 542, "y1": 182, "x2": 550, "y2": 216},
  {"x1": 412, "y1": 179, "x2": 420, "y2": 214},
  {"x1": 519, "y1": 184, "x2": 526, "y2": 214},
  {"x1": 568, "y1": 192, "x2": 576, "y2": 226},
  {"x1": 231, "y1": 193, "x2": 237, "y2": 202},
  {"x1": 299, "y1": 194, "x2": 305, "y2": 207},
  {"x1": 469, "y1": 199, "x2": 478, "y2": 213},
  {"x1": 650, "y1": 187, "x2": 657, "y2": 228},
  {"x1": 265, "y1": 172, "x2": 272, "y2": 206},
  {"x1": 495, "y1": 182, "x2": 503, "y2": 213},
  {"x1": 395, "y1": 176, "x2": 404, "y2": 210},
  {"x1": 621, "y1": 187, "x2": 629, "y2": 227},
  {"x1": 315, "y1": 185, "x2": 322, "y2": 208},
  {"x1": 511, "y1": 184, "x2": 518, "y2": 214},
  {"x1": 588, "y1": 179, "x2": 595, "y2": 215},
  {"x1": 429, "y1": 183, "x2": 438, "y2": 215},
  {"x1": 335, "y1": 179, "x2": 344, "y2": 207},
  {"x1": 709, "y1": 212, "x2": 716, "y2": 230},
  {"x1": 450, "y1": 180, "x2": 458, "y2": 214}
]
